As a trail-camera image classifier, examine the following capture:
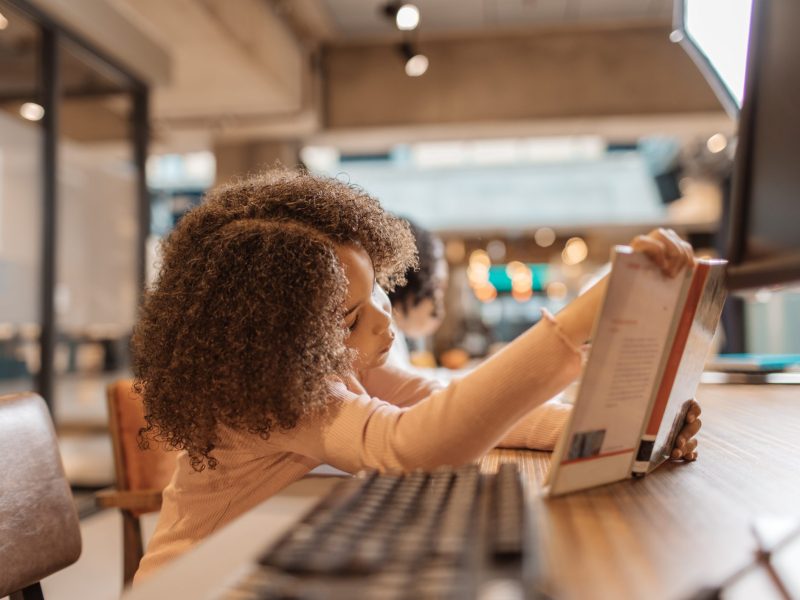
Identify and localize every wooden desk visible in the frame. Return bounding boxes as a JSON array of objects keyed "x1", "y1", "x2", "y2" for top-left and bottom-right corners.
[{"x1": 124, "y1": 384, "x2": 800, "y2": 600}]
